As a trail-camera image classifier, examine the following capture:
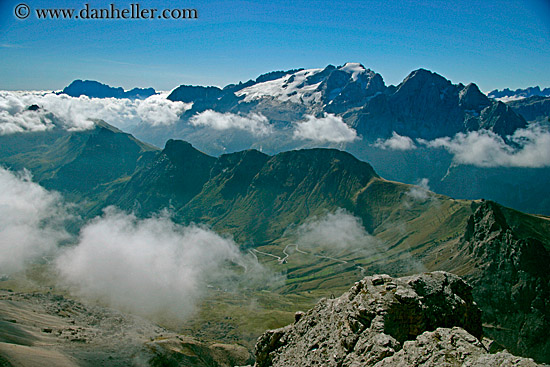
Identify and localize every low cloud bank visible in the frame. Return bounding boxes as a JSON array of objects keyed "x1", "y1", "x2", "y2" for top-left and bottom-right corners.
[
  {"x1": 0, "y1": 168, "x2": 70, "y2": 274},
  {"x1": 373, "y1": 125, "x2": 550, "y2": 168},
  {"x1": 293, "y1": 114, "x2": 359, "y2": 143},
  {"x1": 421, "y1": 124, "x2": 550, "y2": 168},
  {"x1": 189, "y1": 110, "x2": 273, "y2": 136},
  {"x1": 294, "y1": 209, "x2": 425, "y2": 274},
  {"x1": 406, "y1": 178, "x2": 433, "y2": 202},
  {"x1": 294, "y1": 209, "x2": 380, "y2": 251},
  {"x1": 374, "y1": 132, "x2": 416, "y2": 151},
  {"x1": 0, "y1": 168, "x2": 278, "y2": 320},
  {"x1": 0, "y1": 91, "x2": 190, "y2": 134},
  {"x1": 56, "y1": 208, "x2": 266, "y2": 320}
]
